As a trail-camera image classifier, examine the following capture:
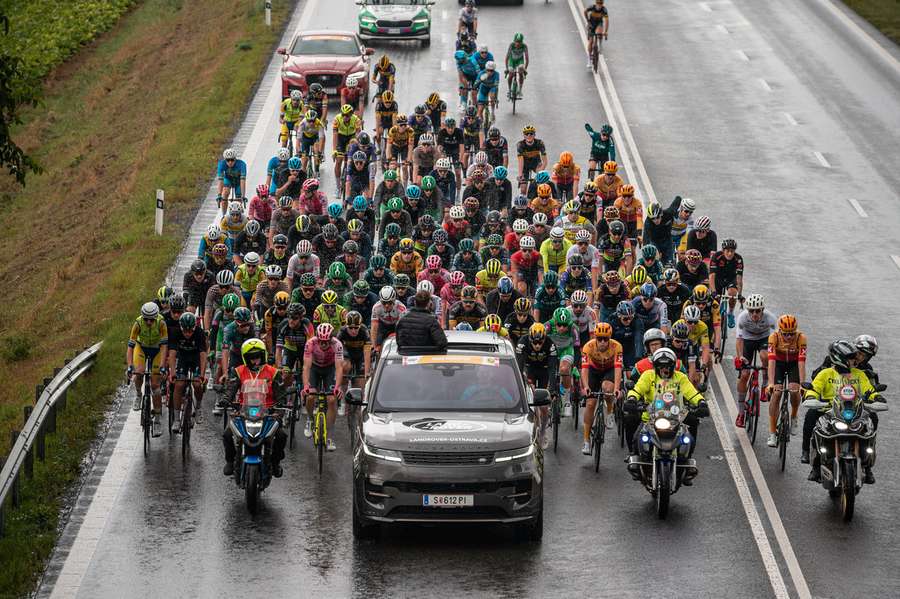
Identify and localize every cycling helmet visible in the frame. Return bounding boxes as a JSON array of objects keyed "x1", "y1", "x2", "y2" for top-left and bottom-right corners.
[
  {"x1": 394, "y1": 274, "x2": 411, "y2": 289},
  {"x1": 461, "y1": 285, "x2": 478, "y2": 300},
  {"x1": 384, "y1": 222, "x2": 401, "y2": 237},
  {"x1": 722, "y1": 238, "x2": 738, "y2": 250},
  {"x1": 406, "y1": 185, "x2": 422, "y2": 199},
  {"x1": 352, "y1": 280, "x2": 370, "y2": 297},
  {"x1": 289, "y1": 90, "x2": 303, "y2": 101},
  {"x1": 348, "y1": 218, "x2": 363, "y2": 232},
  {"x1": 245, "y1": 219, "x2": 261, "y2": 237},
  {"x1": 535, "y1": 171, "x2": 550, "y2": 184},
  {"x1": 323, "y1": 223, "x2": 339, "y2": 240},
  {"x1": 265, "y1": 264, "x2": 283, "y2": 279},
  {"x1": 223, "y1": 148, "x2": 237, "y2": 160},
  {"x1": 396, "y1": 114, "x2": 408, "y2": 125},
  {"x1": 432, "y1": 229, "x2": 448, "y2": 244},
  {"x1": 435, "y1": 157, "x2": 452, "y2": 169},
  {"x1": 639, "y1": 282, "x2": 657, "y2": 299},
  {"x1": 233, "y1": 307, "x2": 252, "y2": 324},
  {"x1": 854, "y1": 334, "x2": 878, "y2": 359},
  {"x1": 542, "y1": 271, "x2": 559, "y2": 287},
  {"x1": 399, "y1": 238, "x2": 415, "y2": 252},
  {"x1": 488, "y1": 126, "x2": 501, "y2": 139},
  {"x1": 603, "y1": 206, "x2": 620, "y2": 220},
  {"x1": 513, "y1": 195, "x2": 528, "y2": 208},
  {"x1": 600, "y1": 124, "x2": 613, "y2": 136},
  {"x1": 454, "y1": 50, "x2": 467, "y2": 63},
  {"x1": 679, "y1": 198, "x2": 696, "y2": 213},
  {"x1": 474, "y1": 151, "x2": 488, "y2": 166},
  {"x1": 190, "y1": 259, "x2": 206, "y2": 274},
  {"x1": 255, "y1": 183, "x2": 269, "y2": 198},
  {"x1": 685, "y1": 249, "x2": 702, "y2": 265},
  {"x1": 584, "y1": 181, "x2": 598, "y2": 193},
  {"x1": 299, "y1": 273, "x2": 316, "y2": 288},
  {"x1": 278, "y1": 195, "x2": 293, "y2": 208},
  {"x1": 304, "y1": 109, "x2": 318, "y2": 122},
  {"x1": 559, "y1": 151, "x2": 574, "y2": 167},
  {"x1": 327, "y1": 262, "x2": 347, "y2": 279},
  {"x1": 513, "y1": 219, "x2": 529, "y2": 234},
  {"x1": 272, "y1": 234, "x2": 288, "y2": 247},
  {"x1": 241, "y1": 338, "x2": 267, "y2": 369},
  {"x1": 387, "y1": 197, "x2": 404, "y2": 212},
  {"x1": 417, "y1": 279, "x2": 434, "y2": 295},
  {"x1": 421, "y1": 175, "x2": 436, "y2": 191},
  {"x1": 425, "y1": 255, "x2": 442, "y2": 270},
  {"x1": 293, "y1": 214, "x2": 309, "y2": 234},
  {"x1": 532, "y1": 212, "x2": 548, "y2": 226},
  {"x1": 498, "y1": 277, "x2": 513, "y2": 294},
  {"x1": 484, "y1": 314, "x2": 502, "y2": 332},
  {"x1": 342, "y1": 239, "x2": 359, "y2": 254},
  {"x1": 671, "y1": 320, "x2": 690, "y2": 342},
  {"x1": 485, "y1": 258, "x2": 502, "y2": 276},
  {"x1": 296, "y1": 240, "x2": 313, "y2": 257},
  {"x1": 553, "y1": 307, "x2": 573, "y2": 327},
  {"x1": 141, "y1": 302, "x2": 160, "y2": 319},
  {"x1": 608, "y1": 220, "x2": 625, "y2": 236},
  {"x1": 651, "y1": 347, "x2": 677, "y2": 374},
  {"x1": 414, "y1": 104, "x2": 426, "y2": 116},
  {"x1": 274, "y1": 291, "x2": 290, "y2": 308},
  {"x1": 379, "y1": 286, "x2": 397, "y2": 302},
  {"x1": 243, "y1": 252, "x2": 260, "y2": 267},
  {"x1": 157, "y1": 286, "x2": 174, "y2": 303},
  {"x1": 619, "y1": 184, "x2": 635, "y2": 197},
  {"x1": 346, "y1": 311, "x2": 363, "y2": 327},
  {"x1": 321, "y1": 290, "x2": 338, "y2": 305},
  {"x1": 369, "y1": 254, "x2": 387, "y2": 270},
  {"x1": 522, "y1": 124, "x2": 536, "y2": 135},
  {"x1": 575, "y1": 229, "x2": 591, "y2": 243},
  {"x1": 683, "y1": 305, "x2": 702, "y2": 323},
  {"x1": 594, "y1": 322, "x2": 613, "y2": 338},
  {"x1": 206, "y1": 224, "x2": 223, "y2": 241},
  {"x1": 643, "y1": 328, "x2": 667, "y2": 349},
  {"x1": 567, "y1": 253, "x2": 584, "y2": 267},
  {"x1": 692, "y1": 284, "x2": 710, "y2": 303},
  {"x1": 216, "y1": 270, "x2": 235, "y2": 286},
  {"x1": 352, "y1": 150, "x2": 366, "y2": 162},
  {"x1": 646, "y1": 202, "x2": 662, "y2": 218},
  {"x1": 222, "y1": 293, "x2": 241, "y2": 311},
  {"x1": 777, "y1": 314, "x2": 797, "y2": 334},
  {"x1": 316, "y1": 323, "x2": 334, "y2": 341},
  {"x1": 486, "y1": 233, "x2": 503, "y2": 247},
  {"x1": 829, "y1": 339, "x2": 858, "y2": 372},
  {"x1": 514, "y1": 297, "x2": 532, "y2": 314},
  {"x1": 458, "y1": 238, "x2": 475, "y2": 252},
  {"x1": 287, "y1": 303, "x2": 306, "y2": 319},
  {"x1": 178, "y1": 310, "x2": 195, "y2": 329},
  {"x1": 536, "y1": 183, "x2": 552, "y2": 198},
  {"x1": 630, "y1": 266, "x2": 648, "y2": 287},
  {"x1": 466, "y1": 105, "x2": 477, "y2": 118},
  {"x1": 493, "y1": 165, "x2": 508, "y2": 180},
  {"x1": 563, "y1": 200, "x2": 579, "y2": 214},
  {"x1": 277, "y1": 147, "x2": 290, "y2": 161},
  {"x1": 449, "y1": 205, "x2": 465, "y2": 219},
  {"x1": 570, "y1": 289, "x2": 588, "y2": 306},
  {"x1": 383, "y1": 169, "x2": 398, "y2": 182},
  {"x1": 641, "y1": 244, "x2": 658, "y2": 261},
  {"x1": 603, "y1": 161, "x2": 617, "y2": 174},
  {"x1": 419, "y1": 133, "x2": 435, "y2": 146},
  {"x1": 288, "y1": 156, "x2": 302, "y2": 170},
  {"x1": 695, "y1": 215, "x2": 711, "y2": 230},
  {"x1": 456, "y1": 322, "x2": 473, "y2": 331},
  {"x1": 549, "y1": 226, "x2": 565, "y2": 240},
  {"x1": 529, "y1": 322, "x2": 546, "y2": 340},
  {"x1": 663, "y1": 268, "x2": 680, "y2": 283},
  {"x1": 745, "y1": 293, "x2": 765, "y2": 310},
  {"x1": 327, "y1": 203, "x2": 342, "y2": 218},
  {"x1": 604, "y1": 270, "x2": 621, "y2": 284},
  {"x1": 616, "y1": 300, "x2": 635, "y2": 317},
  {"x1": 310, "y1": 82, "x2": 324, "y2": 94},
  {"x1": 449, "y1": 271, "x2": 466, "y2": 286},
  {"x1": 341, "y1": 103, "x2": 353, "y2": 115},
  {"x1": 212, "y1": 243, "x2": 228, "y2": 258},
  {"x1": 485, "y1": 211, "x2": 501, "y2": 226}
]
